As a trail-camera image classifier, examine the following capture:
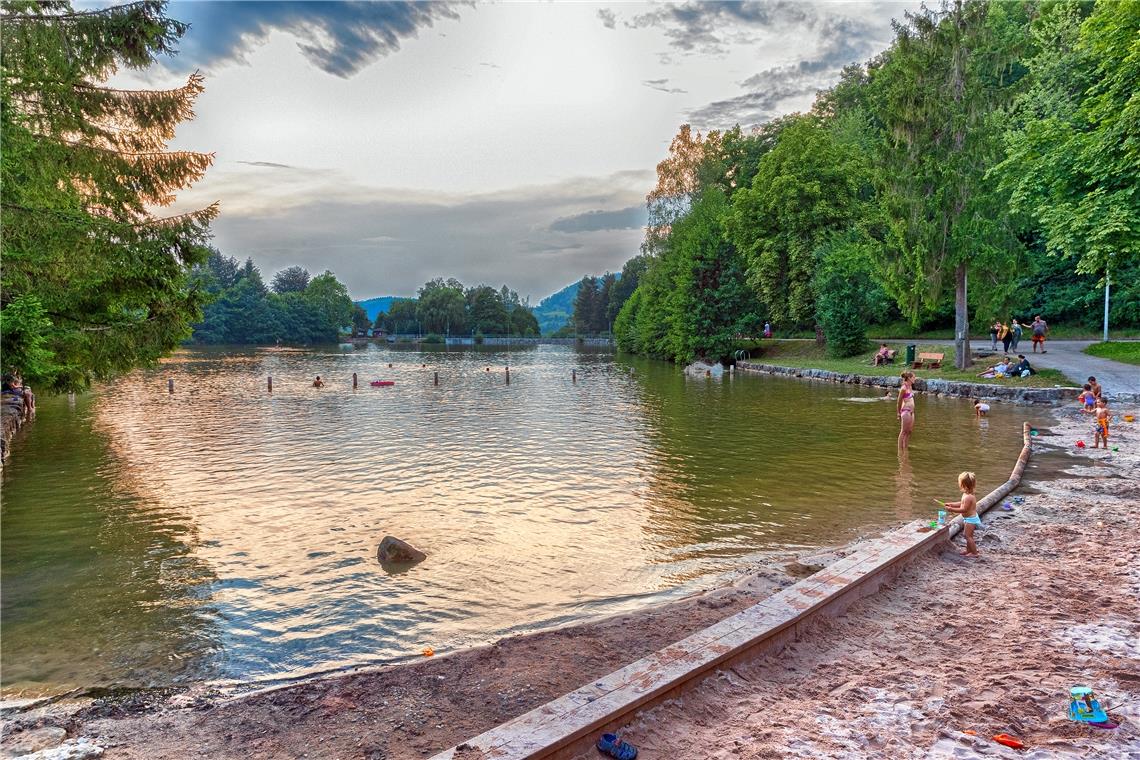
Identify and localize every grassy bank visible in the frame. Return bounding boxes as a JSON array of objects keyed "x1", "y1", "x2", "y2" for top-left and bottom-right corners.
[
  {"x1": 738, "y1": 340, "x2": 1073, "y2": 387},
  {"x1": 766, "y1": 324, "x2": 1140, "y2": 341},
  {"x1": 1084, "y1": 341, "x2": 1140, "y2": 366}
]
